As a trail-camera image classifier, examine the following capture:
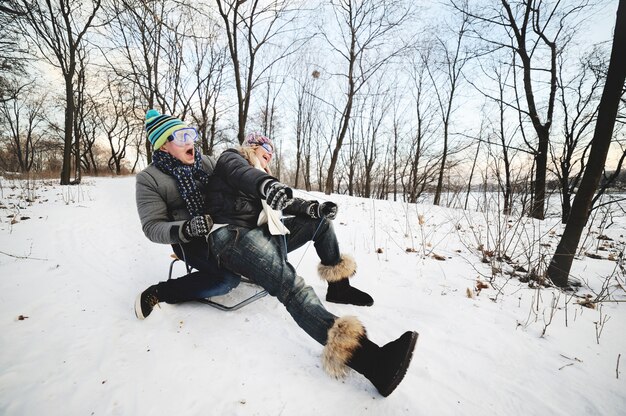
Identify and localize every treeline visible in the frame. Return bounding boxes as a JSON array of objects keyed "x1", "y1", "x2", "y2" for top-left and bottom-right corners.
[{"x1": 0, "y1": 0, "x2": 624, "y2": 224}]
